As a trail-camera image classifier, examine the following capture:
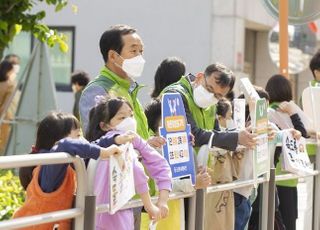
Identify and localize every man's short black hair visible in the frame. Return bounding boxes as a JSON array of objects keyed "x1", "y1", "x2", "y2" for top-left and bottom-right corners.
[
  {"x1": 99, "y1": 25, "x2": 137, "y2": 63},
  {"x1": 71, "y1": 71, "x2": 90, "y2": 86},
  {"x1": 204, "y1": 63, "x2": 235, "y2": 91},
  {"x1": 144, "y1": 99, "x2": 162, "y2": 134},
  {"x1": 310, "y1": 50, "x2": 320, "y2": 78}
]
